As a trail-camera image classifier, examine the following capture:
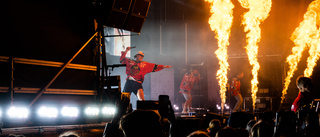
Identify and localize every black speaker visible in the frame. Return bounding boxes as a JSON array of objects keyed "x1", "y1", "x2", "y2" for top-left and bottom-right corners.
[
  {"x1": 124, "y1": 14, "x2": 146, "y2": 33},
  {"x1": 99, "y1": 0, "x2": 151, "y2": 33},
  {"x1": 102, "y1": 0, "x2": 131, "y2": 29},
  {"x1": 131, "y1": 0, "x2": 150, "y2": 16},
  {"x1": 104, "y1": 9, "x2": 129, "y2": 29},
  {"x1": 113, "y1": 0, "x2": 132, "y2": 12}
]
